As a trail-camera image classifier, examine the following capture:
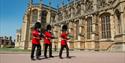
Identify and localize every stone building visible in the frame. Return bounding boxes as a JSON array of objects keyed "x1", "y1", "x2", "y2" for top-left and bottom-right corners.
[
  {"x1": 0, "y1": 36, "x2": 15, "y2": 48},
  {"x1": 15, "y1": 29, "x2": 22, "y2": 48},
  {"x1": 16, "y1": 0, "x2": 57, "y2": 49},
  {"x1": 16, "y1": 0, "x2": 125, "y2": 51}
]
